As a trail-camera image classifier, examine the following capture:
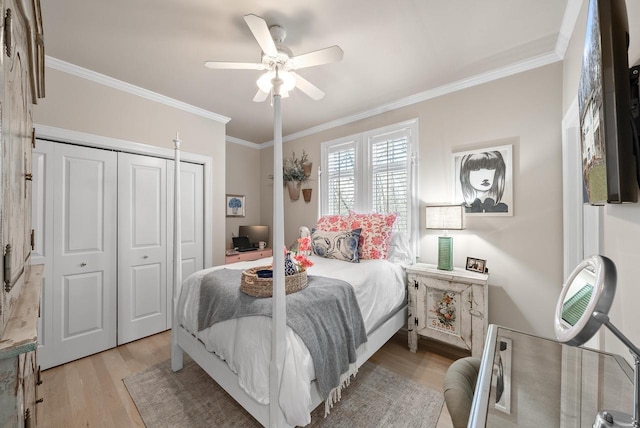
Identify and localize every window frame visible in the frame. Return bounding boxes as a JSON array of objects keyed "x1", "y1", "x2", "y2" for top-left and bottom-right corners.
[{"x1": 319, "y1": 119, "x2": 419, "y2": 256}]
